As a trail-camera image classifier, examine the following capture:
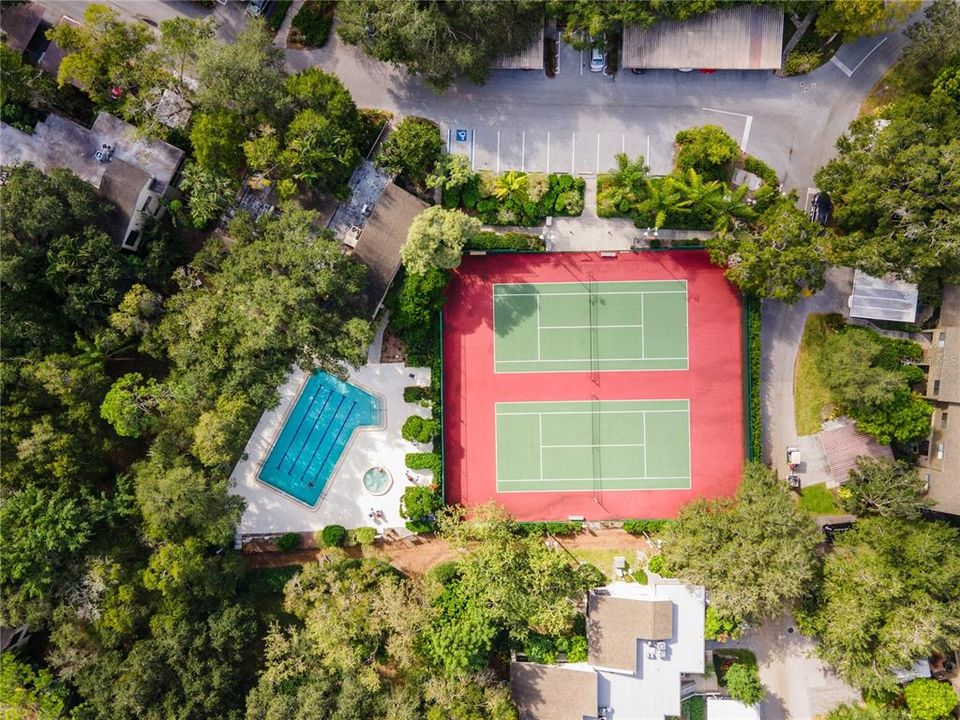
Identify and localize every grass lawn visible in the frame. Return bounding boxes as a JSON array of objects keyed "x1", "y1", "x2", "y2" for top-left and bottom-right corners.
[
  {"x1": 799, "y1": 483, "x2": 842, "y2": 515},
  {"x1": 795, "y1": 314, "x2": 836, "y2": 435},
  {"x1": 681, "y1": 695, "x2": 705, "y2": 720},
  {"x1": 570, "y1": 548, "x2": 639, "y2": 581},
  {"x1": 859, "y1": 61, "x2": 915, "y2": 117}
]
